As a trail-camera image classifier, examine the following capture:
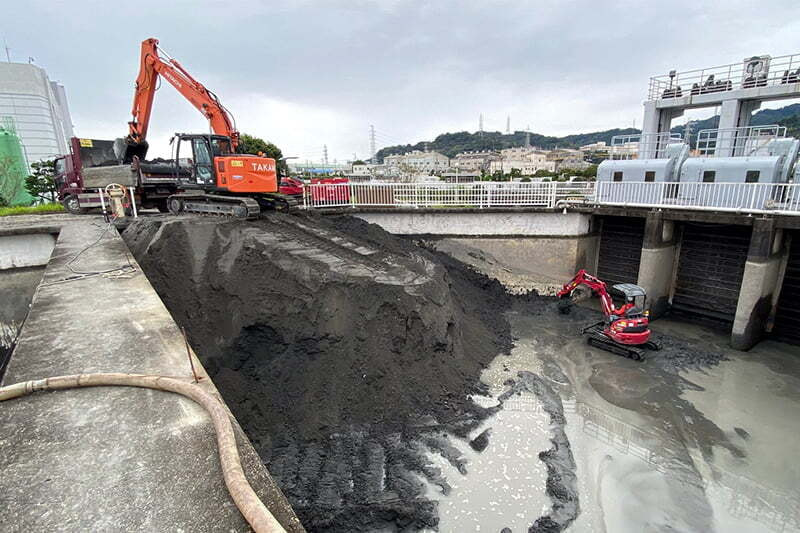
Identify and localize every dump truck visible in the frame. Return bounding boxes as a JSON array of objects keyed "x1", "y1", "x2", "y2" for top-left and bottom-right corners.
[{"x1": 54, "y1": 137, "x2": 180, "y2": 214}]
